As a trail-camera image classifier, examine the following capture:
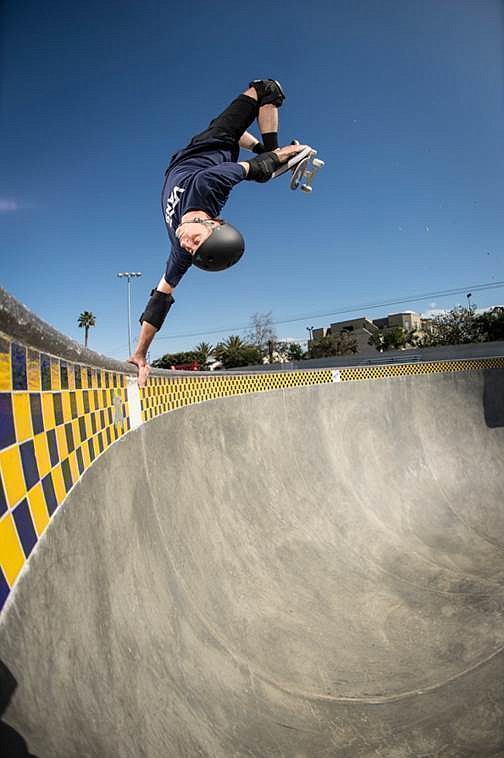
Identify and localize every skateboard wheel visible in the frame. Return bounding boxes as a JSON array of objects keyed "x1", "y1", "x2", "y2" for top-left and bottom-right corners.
[
  {"x1": 312, "y1": 159, "x2": 324, "y2": 168},
  {"x1": 301, "y1": 185, "x2": 313, "y2": 193}
]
